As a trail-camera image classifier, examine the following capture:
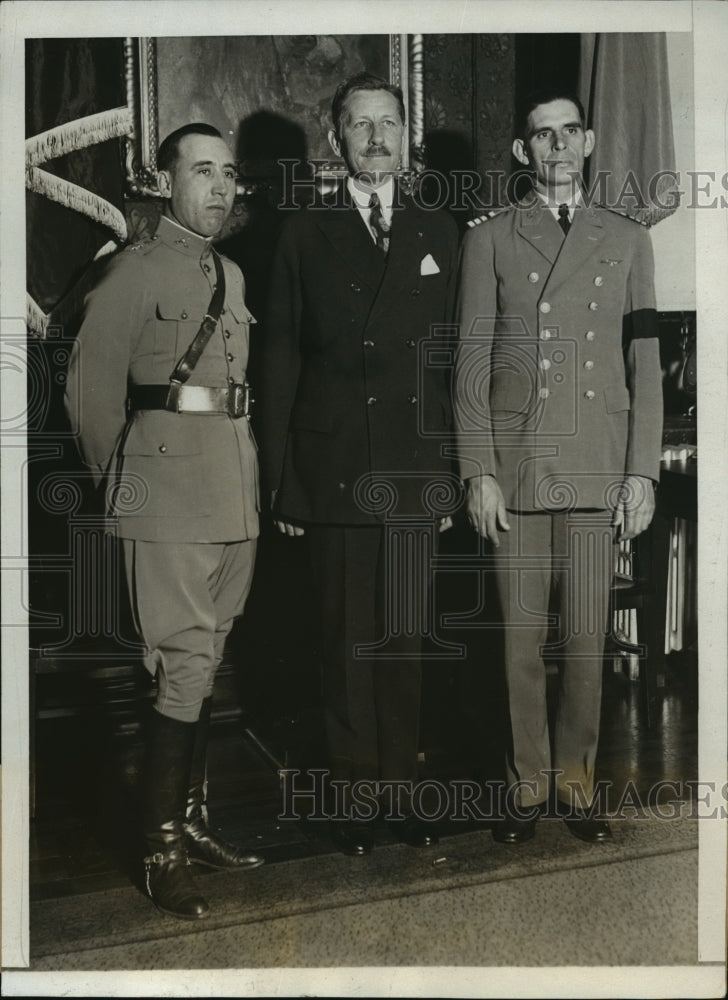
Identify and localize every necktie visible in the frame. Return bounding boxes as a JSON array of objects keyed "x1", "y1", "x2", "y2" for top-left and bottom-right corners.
[
  {"x1": 368, "y1": 192, "x2": 390, "y2": 254},
  {"x1": 558, "y1": 203, "x2": 571, "y2": 237}
]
